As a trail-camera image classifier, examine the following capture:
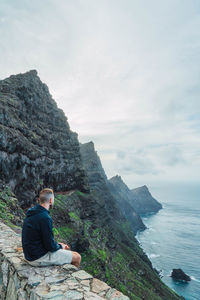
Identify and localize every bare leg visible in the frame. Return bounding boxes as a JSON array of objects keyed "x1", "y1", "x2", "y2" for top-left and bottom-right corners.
[{"x1": 71, "y1": 251, "x2": 81, "y2": 268}]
